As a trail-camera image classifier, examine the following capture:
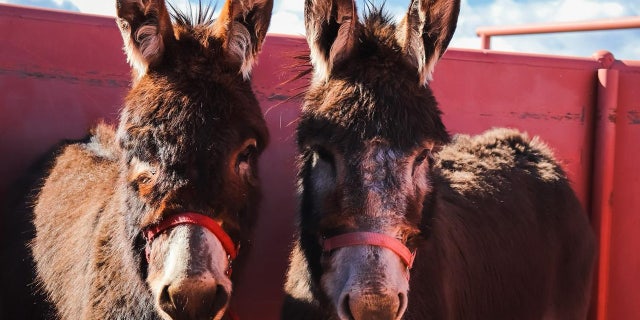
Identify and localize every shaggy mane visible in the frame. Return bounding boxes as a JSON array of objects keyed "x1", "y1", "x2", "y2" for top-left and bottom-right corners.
[{"x1": 169, "y1": 0, "x2": 217, "y2": 28}]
